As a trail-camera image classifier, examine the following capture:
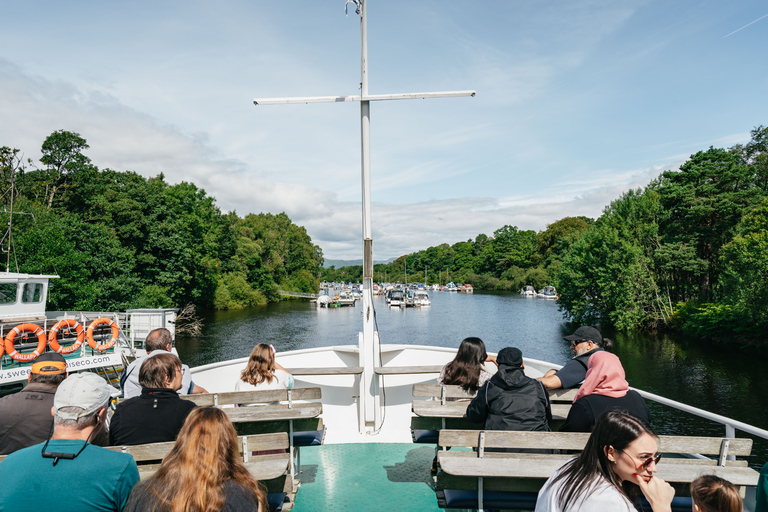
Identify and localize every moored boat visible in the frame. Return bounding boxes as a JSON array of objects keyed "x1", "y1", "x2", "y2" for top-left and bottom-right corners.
[{"x1": 520, "y1": 285, "x2": 536, "y2": 296}]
